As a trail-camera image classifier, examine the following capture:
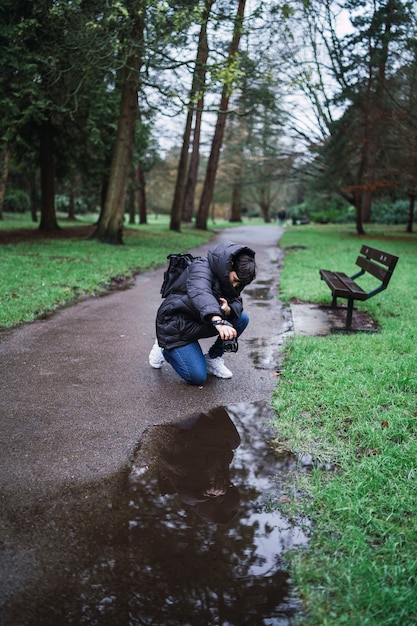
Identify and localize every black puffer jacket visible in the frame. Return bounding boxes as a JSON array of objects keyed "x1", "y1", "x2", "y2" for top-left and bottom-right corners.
[{"x1": 156, "y1": 241, "x2": 255, "y2": 350}]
